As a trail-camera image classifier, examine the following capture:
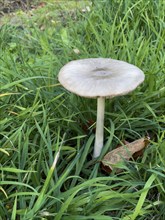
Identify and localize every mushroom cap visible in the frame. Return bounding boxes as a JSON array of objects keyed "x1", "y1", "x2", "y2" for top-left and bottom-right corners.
[{"x1": 58, "y1": 58, "x2": 145, "y2": 98}]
